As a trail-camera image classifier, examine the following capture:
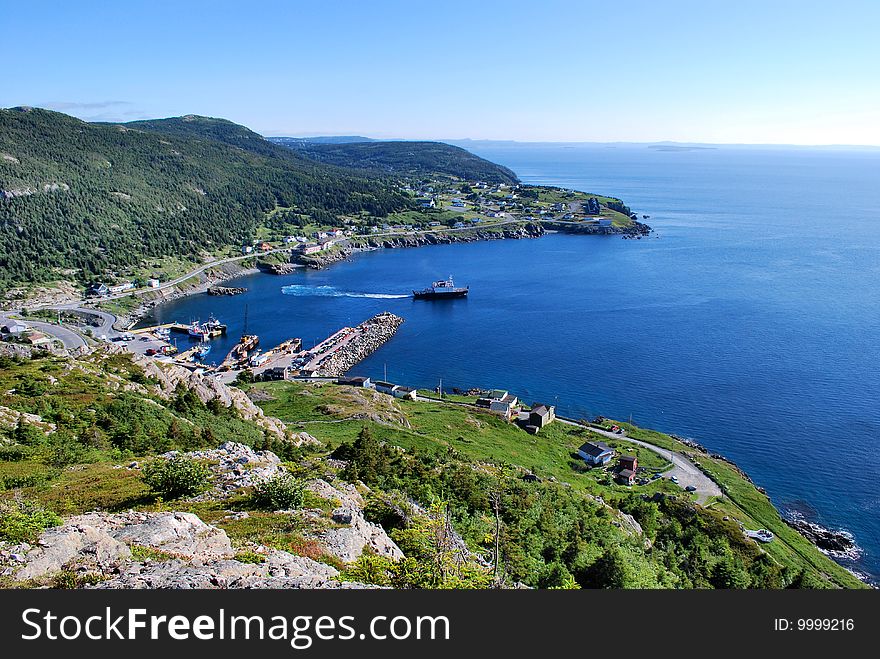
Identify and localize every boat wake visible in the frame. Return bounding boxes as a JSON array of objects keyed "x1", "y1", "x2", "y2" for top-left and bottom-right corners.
[{"x1": 281, "y1": 284, "x2": 409, "y2": 299}]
